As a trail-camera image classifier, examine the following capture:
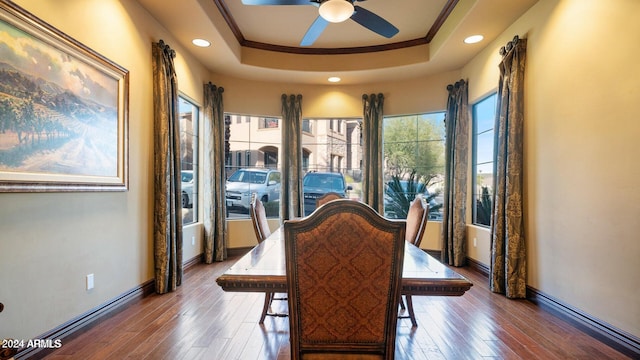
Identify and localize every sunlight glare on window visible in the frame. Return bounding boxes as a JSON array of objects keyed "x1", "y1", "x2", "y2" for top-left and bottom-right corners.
[{"x1": 472, "y1": 93, "x2": 497, "y2": 227}]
